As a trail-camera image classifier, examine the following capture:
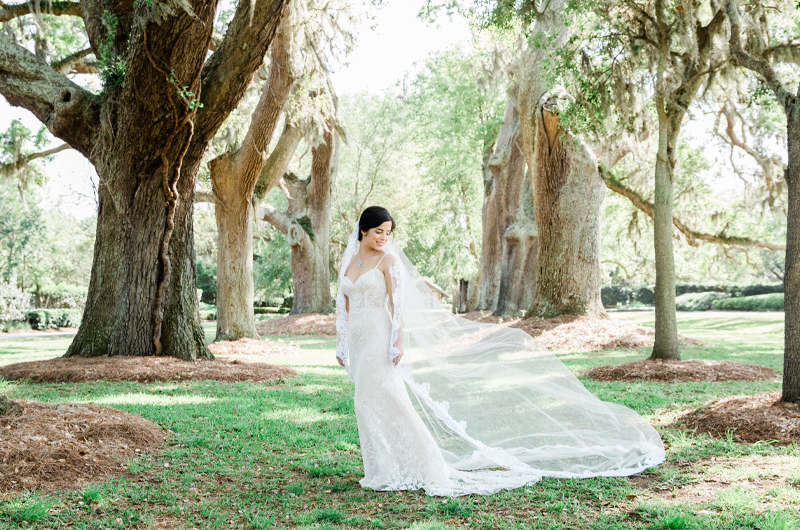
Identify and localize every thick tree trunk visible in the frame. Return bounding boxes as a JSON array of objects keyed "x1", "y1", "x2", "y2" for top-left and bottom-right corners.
[
  {"x1": 452, "y1": 278, "x2": 479, "y2": 313},
  {"x1": 209, "y1": 156, "x2": 258, "y2": 341},
  {"x1": 522, "y1": 90, "x2": 606, "y2": 319},
  {"x1": 783, "y1": 108, "x2": 800, "y2": 402},
  {"x1": 56, "y1": 0, "x2": 288, "y2": 359},
  {"x1": 261, "y1": 128, "x2": 336, "y2": 314},
  {"x1": 511, "y1": 2, "x2": 605, "y2": 320},
  {"x1": 479, "y1": 143, "x2": 501, "y2": 310},
  {"x1": 650, "y1": 112, "x2": 685, "y2": 360},
  {"x1": 67, "y1": 154, "x2": 210, "y2": 359},
  {"x1": 208, "y1": 29, "x2": 294, "y2": 341},
  {"x1": 481, "y1": 100, "x2": 538, "y2": 316}
]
